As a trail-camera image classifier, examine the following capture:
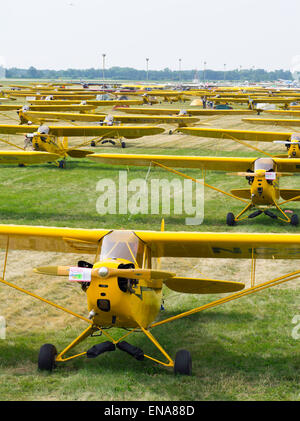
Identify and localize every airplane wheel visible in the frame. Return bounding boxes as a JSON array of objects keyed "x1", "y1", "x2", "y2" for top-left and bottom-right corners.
[
  {"x1": 174, "y1": 349, "x2": 192, "y2": 376},
  {"x1": 38, "y1": 344, "x2": 57, "y2": 372},
  {"x1": 226, "y1": 212, "x2": 236, "y2": 226},
  {"x1": 121, "y1": 141, "x2": 126, "y2": 148},
  {"x1": 290, "y1": 214, "x2": 299, "y2": 226},
  {"x1": 91, "y1": 141, "x2": 96, "y2": 147},
  {"x1": 169, "y1": 130, "x2": 173, "y2": 135},
  {"x1": 58, "y1": 160, "x2": 66, "y2": 169}
]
